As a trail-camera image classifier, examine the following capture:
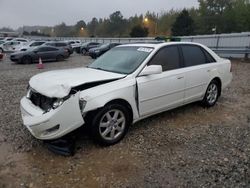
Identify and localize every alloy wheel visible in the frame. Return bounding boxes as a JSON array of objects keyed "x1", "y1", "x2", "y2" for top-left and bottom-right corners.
[
  {"x1": 206, "y1": 83, "x2": 218, "y2": 105},
  {"x1": 99, "y1": 109, "x2": 126, "y2": 141}
]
